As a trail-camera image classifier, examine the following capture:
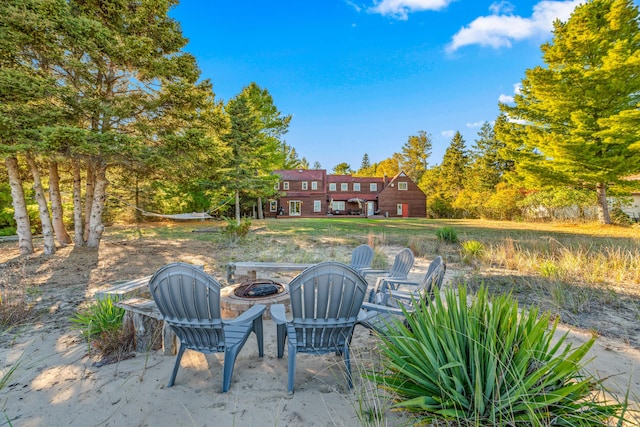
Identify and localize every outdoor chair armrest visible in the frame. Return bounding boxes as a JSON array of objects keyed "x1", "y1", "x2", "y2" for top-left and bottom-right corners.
[
  {"x1": 270, "y1": 304, "x2": 288, "y2": 325},
  {"x1": 223, "y1": 304, "x2": 266, "y2": 326},
  {"x1": 359, "y1": 268, "x2": 389, "y2": 278},
  {"x1": 360, "y1": 302, "x2": 405, "y2": 317}
]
